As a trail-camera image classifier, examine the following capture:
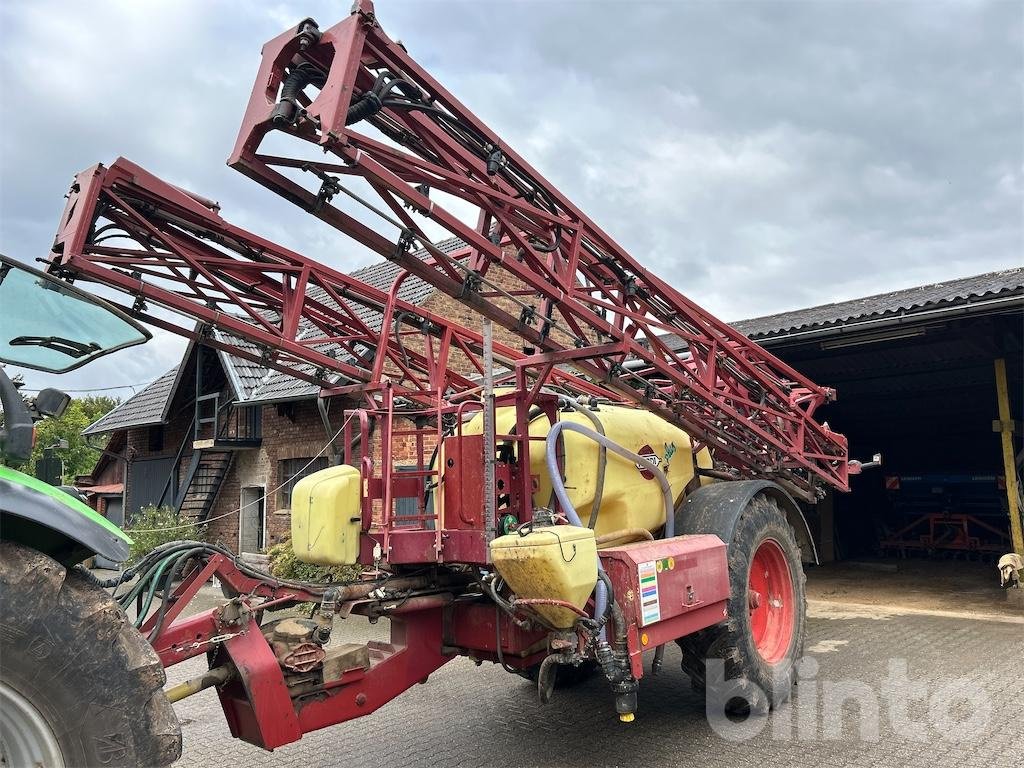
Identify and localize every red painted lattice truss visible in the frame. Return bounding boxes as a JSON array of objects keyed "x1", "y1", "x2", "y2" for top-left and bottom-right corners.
[
  {"x1": 225, "y1": 0, "x2": 848, "y2": 497},
  {"x1": 48, "y1": 157, "x2": 607, "y2": 408}
]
